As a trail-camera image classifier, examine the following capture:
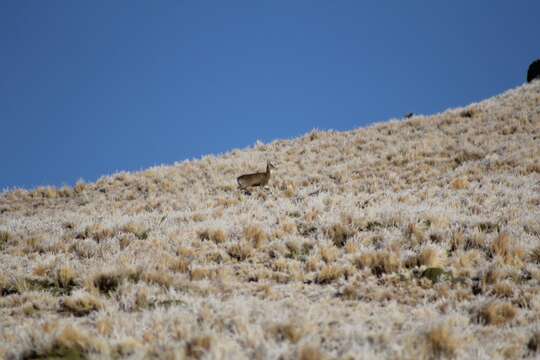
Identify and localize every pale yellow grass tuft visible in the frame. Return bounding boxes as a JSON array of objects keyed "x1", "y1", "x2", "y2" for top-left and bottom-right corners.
[
  {"x1": 316, "y1": 265, "x2": 344, "y2": 284},
  {"x1": 36, "y1": 324, "x2": 106, "y2": 357},
  {"x1": 114, "y1": 338, "x2": 142, "y2": 357},
  {"x1": 73, "y1": 181, "x2": 87, "y2": 193},
  {"x1": 326, "y1": 223, "x2": 354, "y2": 247},
  {"x1": 299, "y1": 345, "x2": 325, "y2": 360},
  {"x1": 121, "y1": 222, "x2": 148, "y2": 240},
  {"x1": 190, "y1": 267, "x2": 216, "y2": 281},
  {"x1": 198, "y1": 228, "x2": 227, "y2": 244},
  {"x1": 56, "y1": 266, "x2": 77, "y2": 289},
  {"x1": 79, "y1": 223, "x2": 115, "y2": 242},
  {"x1": 425, "y1": 323, "x2": 459, "y2": 358},
  {"x1": 270, "y1": 322, "x2": 304, "y2": 343},
  {"x1": 320, "y1": 245, "x2": 340, "y2": 263},
  {"x1": 405, "y1": 223, "x2": 425, "y2": 245},
  {"x1": 406, "y1": 246, "x2": 446, "y2": 268},
  {"x1": 228, "y1": 242, "x2": 253, "y2": 261},
  {"x1": 244, "y1": 224, "x2": 268, "y2": 248},
  {"x1": 492, "y1": 281, "x2": 513, "y2": 298},
  {"x1": 169, "y1": 257, "x2": 191, "y2": 273},
  {"x1": 185, "y1": 335, "x2": 212, "y2": 359},
  {"x1": 142, "y1": 271, "x2": 173, "y2": 288},
  {"x1": 280, "y1": 221, "x2": 298, "y2": 235},
  {"x1": 491, "y1": 233, "x2": 524, "y2": 265},
  {"x1": 355, "y1": 250, "x2": 401, "y2": 276},
  {"x1": 451, "y1": 178, "x2": 469, "y2": 190},
  {"x1": 60, "y1": 293, "x2": 104, "y2": 316},
  {"x1": 478, "y1": 302, "x2": 517, "y2": 326}
]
